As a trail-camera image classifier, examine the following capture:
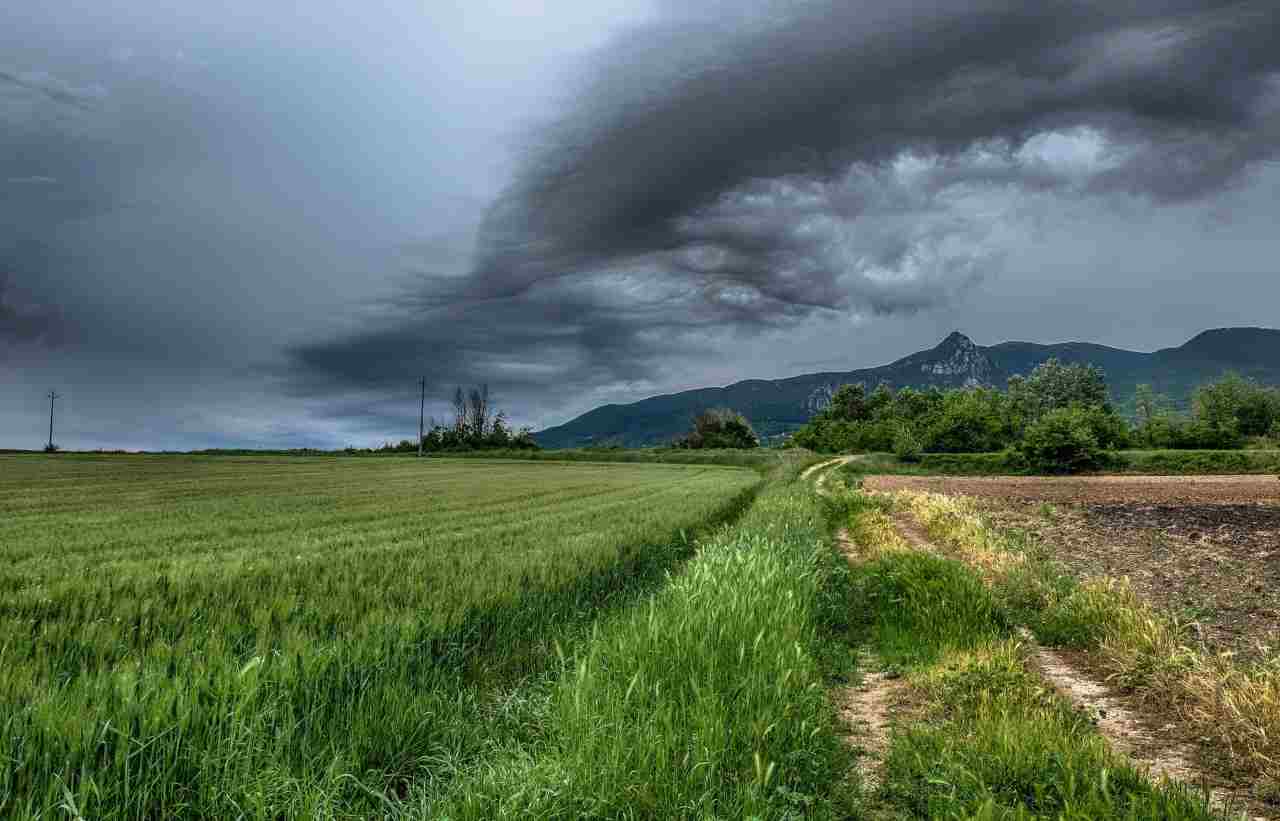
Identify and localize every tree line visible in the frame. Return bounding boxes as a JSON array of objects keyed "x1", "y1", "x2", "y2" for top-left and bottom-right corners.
[{"x1": 789, "y1": 360, "x2": 1280, "y2": 471}]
